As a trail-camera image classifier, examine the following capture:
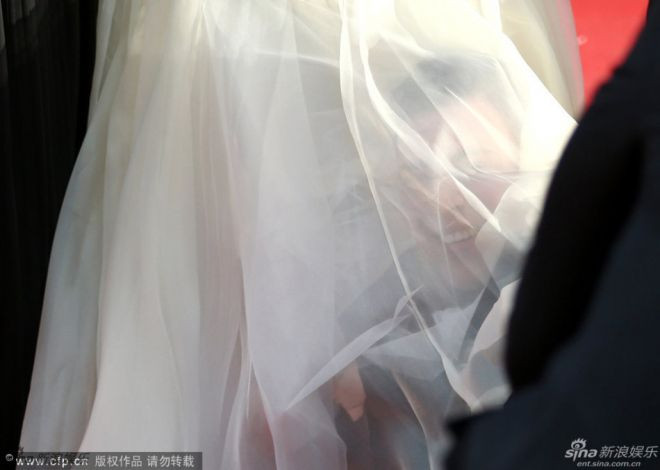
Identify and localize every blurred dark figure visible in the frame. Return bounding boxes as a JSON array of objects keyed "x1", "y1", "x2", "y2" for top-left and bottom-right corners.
[
  {"x1": 0, "y1": 0, "x2": 97, "y2": 464},
  {"x1": 448, "y1": 3, "x2": 660, "y2": 469}
]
